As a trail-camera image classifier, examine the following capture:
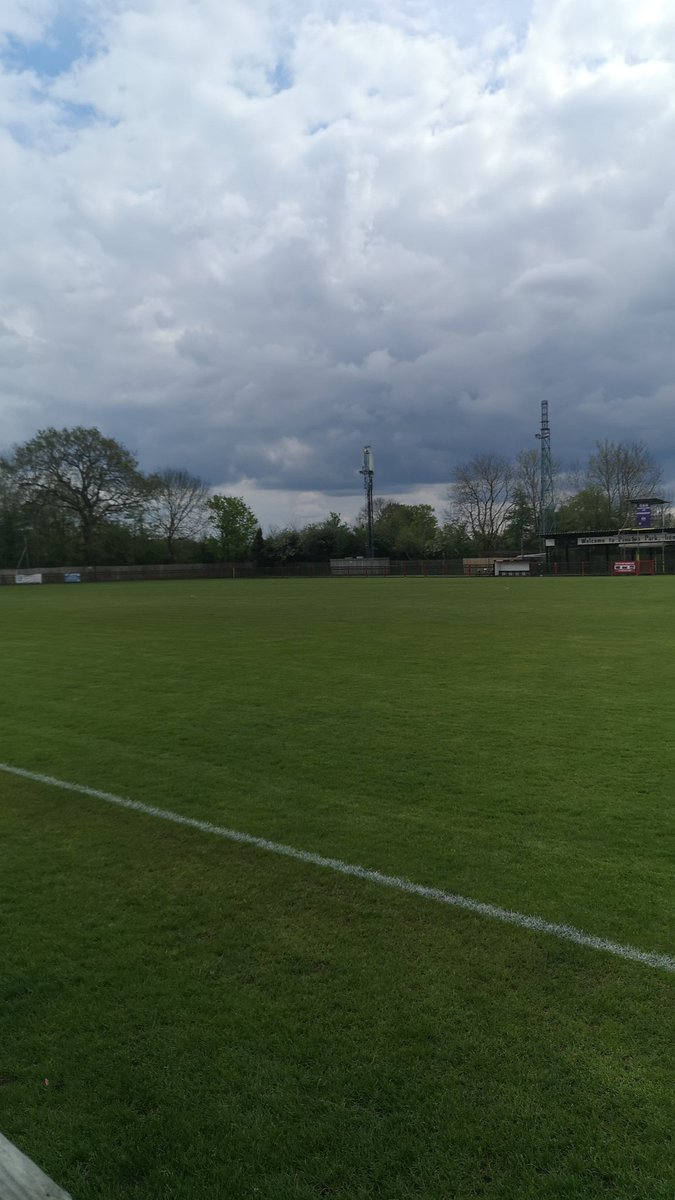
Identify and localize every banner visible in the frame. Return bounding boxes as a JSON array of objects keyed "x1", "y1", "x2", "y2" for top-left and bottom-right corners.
[
  {"x1": 636, "y1": 504, "x2": 652, "y2": 528},
  {"x1": 578, "y1": 532, "x2": 675, "y2": 546},
  {"x1": 15, "y1": 573, "x2": 43, "y2": 585}
]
